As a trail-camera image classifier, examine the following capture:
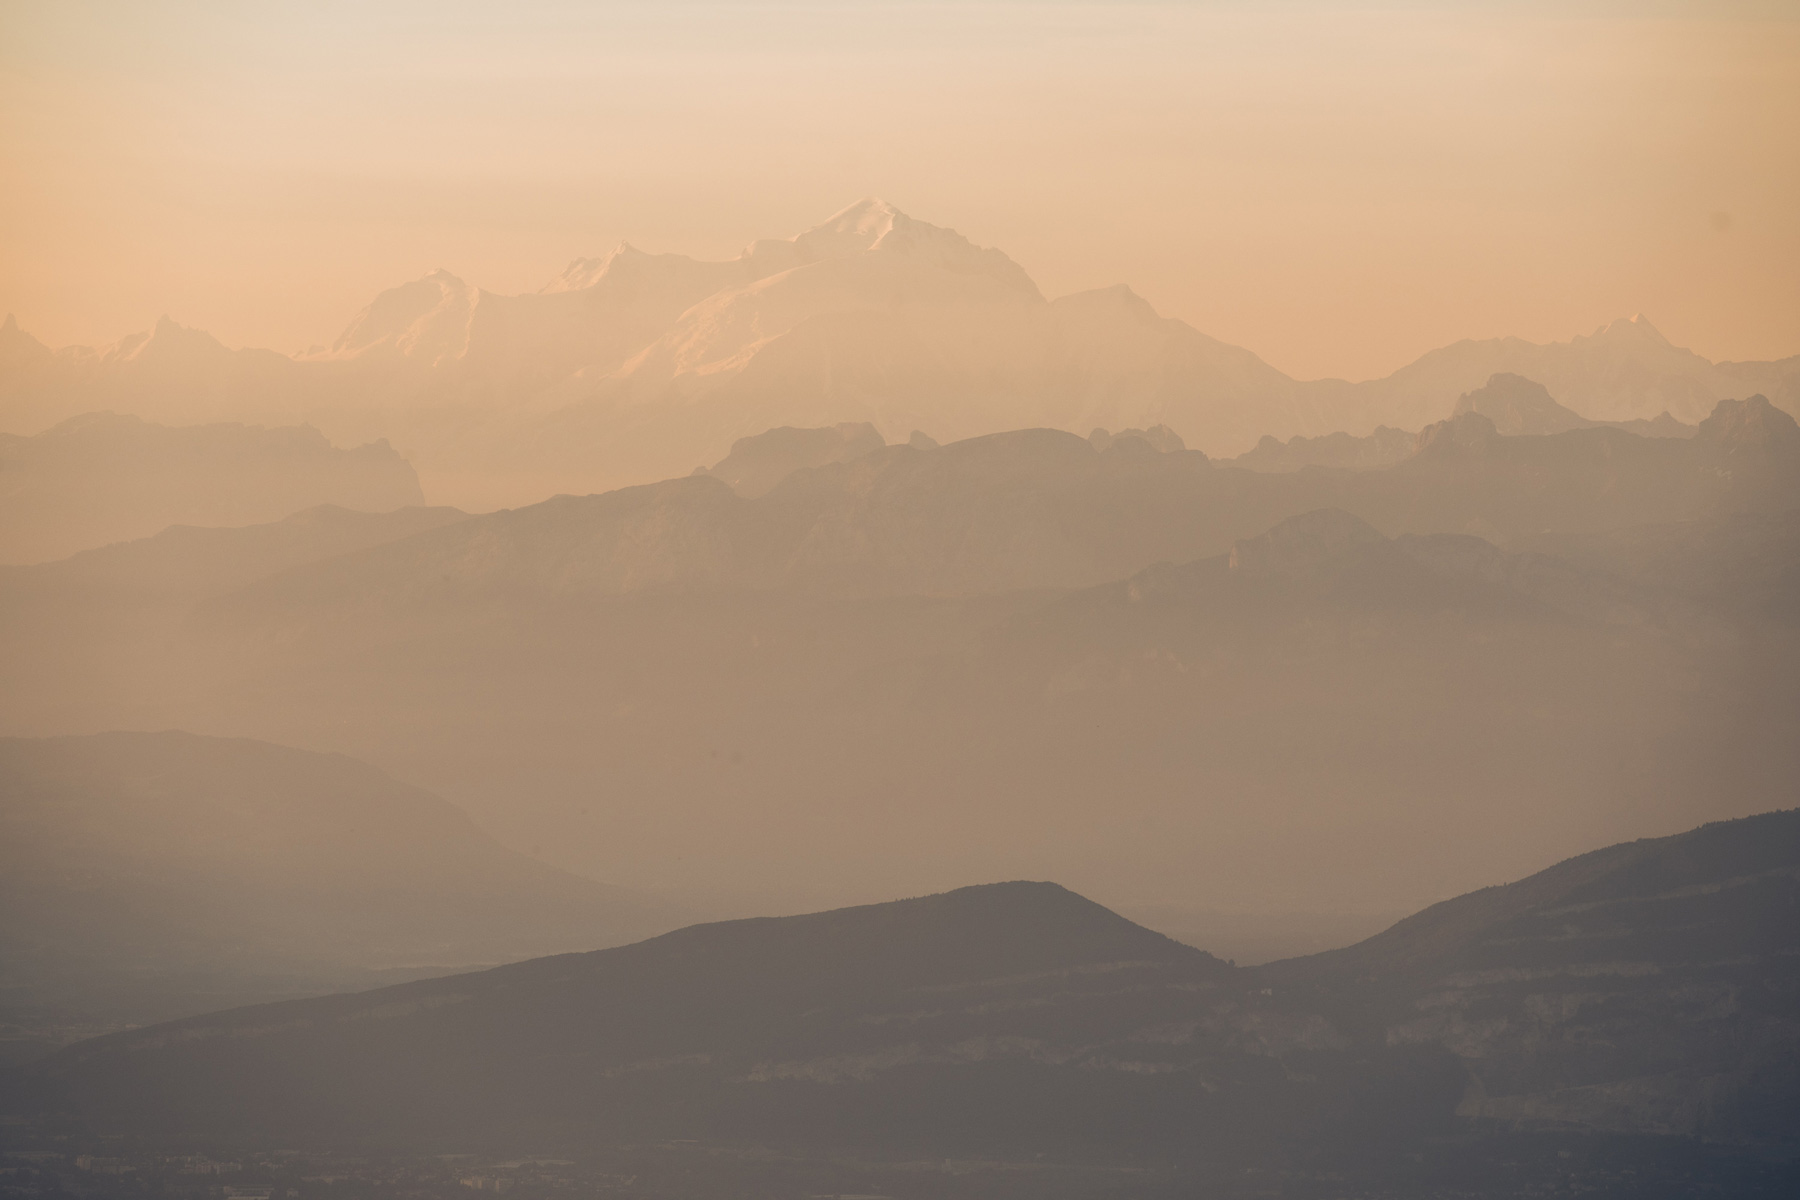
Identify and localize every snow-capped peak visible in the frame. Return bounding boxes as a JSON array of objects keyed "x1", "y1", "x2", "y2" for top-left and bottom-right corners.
[
  {"x1": 542, "y1": 242, "x2": 648, "y2": 294},
  {"x1": 325, "y1": 270, "x2": 476, "y2": 362},
  {"x1": 791, "y1": 198, "x2": 907, "y2": 259},
  {"x1": 739, "y1": 199, "x2": 1041, "y2": 297},
  {"x1": 99, "y1": 316, "x2": 234, "y2": 365},
  {"x1": 1594, "y1": 313, "x2": 1671, "y2": 346}
]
